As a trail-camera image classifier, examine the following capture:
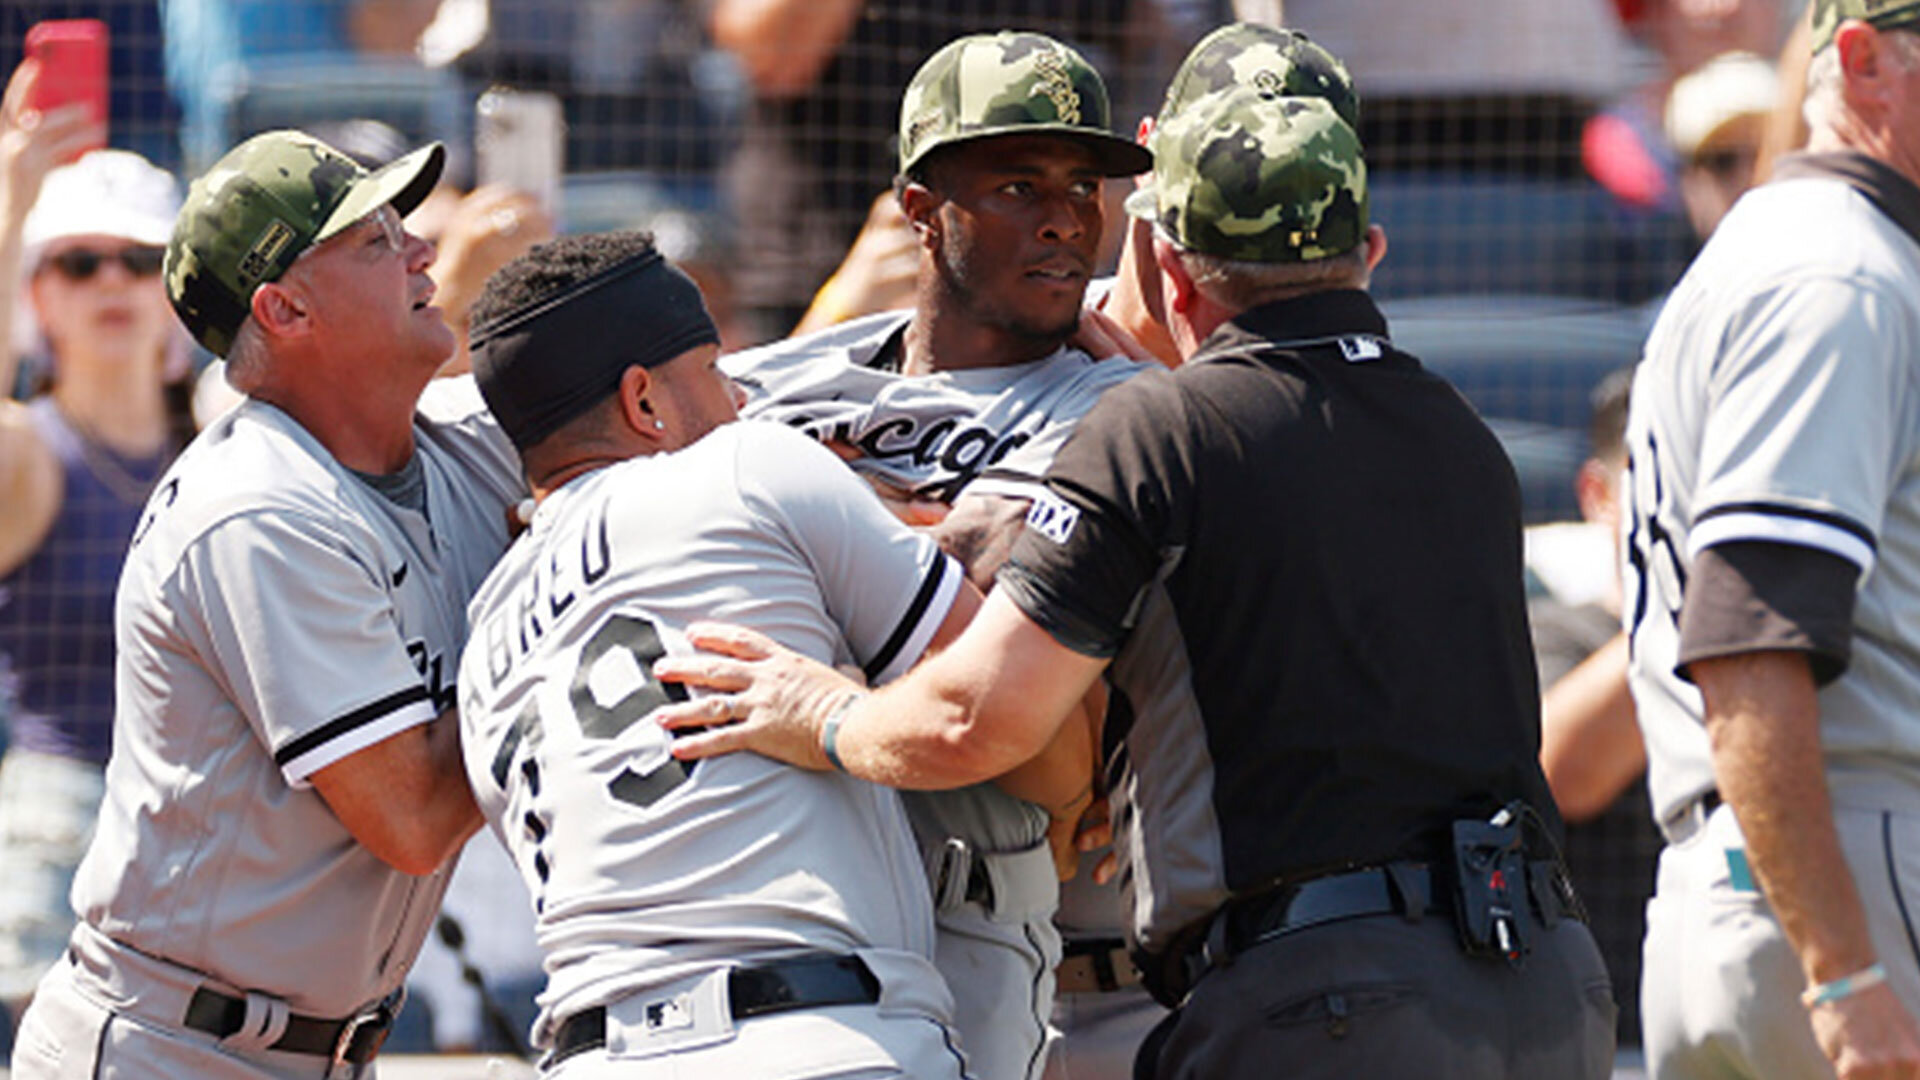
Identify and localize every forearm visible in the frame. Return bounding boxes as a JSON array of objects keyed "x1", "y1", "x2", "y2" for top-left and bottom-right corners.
[
  {"x1": 993, "y1": 689, "x2": 1096, "y2": 818},
  {"x1": 0, "y1": 194, "x2": 27, "y2": 396},
  {"x1": 709, "y1": 0, "x2": 864, "y2": 98},
  {"x1": 835, "y1": 663, "x2": 1049, "y2": 790},
  {"x1": 313, "y1": 708, "x2": 483, "y2": 875},
  {"x1": 1540, "y1": 632, "x2": 1645, "y2": 822},
  {"x1": 1699, "y1": 650, "x2": 1875, "y2": 985}
]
